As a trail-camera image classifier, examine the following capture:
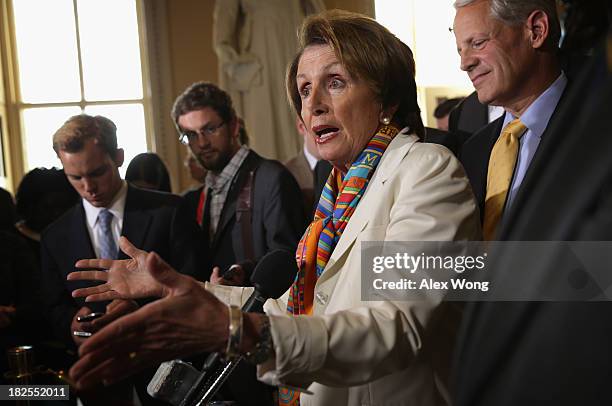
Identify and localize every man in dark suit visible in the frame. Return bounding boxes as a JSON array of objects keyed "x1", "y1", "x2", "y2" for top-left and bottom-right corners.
[
  {"x1": 175, "y1": 82, "x2": 306, "y2": 283},
  {"x1": 452, "y1": 26, "x2": 612, "y2": 405},
  {"x1": 40, "y1": 114, "x2": 204, "y2": 404},
  {"x1": 173, "y1": 82, "x2": 306, "y2": 405},
  {"x1": 454, "y1": 0, "x2": 566, "y2": 239}
]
